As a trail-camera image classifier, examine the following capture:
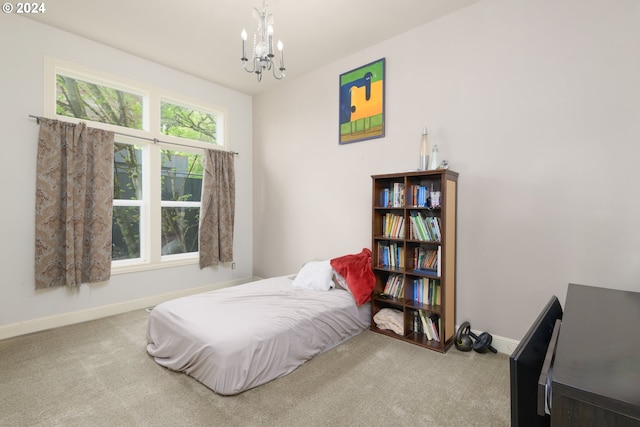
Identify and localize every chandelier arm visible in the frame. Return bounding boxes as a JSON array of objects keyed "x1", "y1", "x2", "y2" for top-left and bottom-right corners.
[
  {"x1": 242, "y1": 58, "x2": 256, "y2": 74},
  {"x1": 272, "y1": 65, "x2": 286, "y2": 80}
]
